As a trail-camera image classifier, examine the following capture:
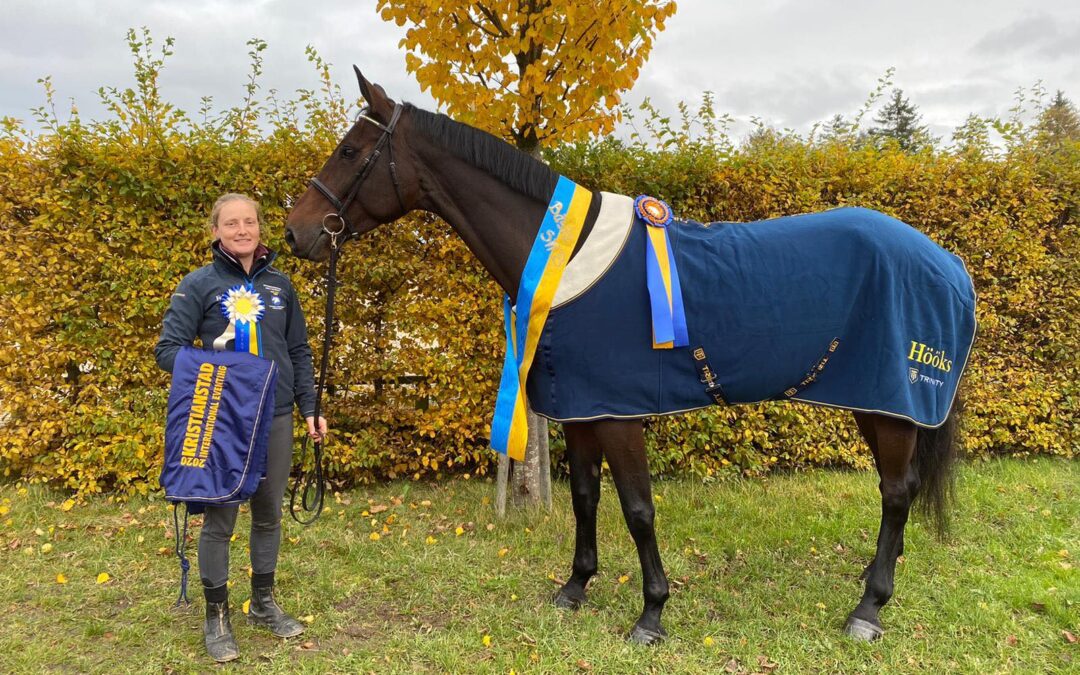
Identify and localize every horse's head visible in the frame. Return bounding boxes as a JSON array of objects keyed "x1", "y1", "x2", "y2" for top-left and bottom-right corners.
[{"x1": 285, "y1": 68, "x2": 418, "y2": 261}]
